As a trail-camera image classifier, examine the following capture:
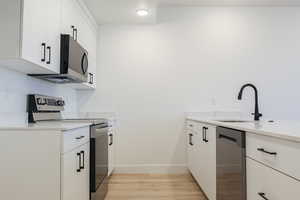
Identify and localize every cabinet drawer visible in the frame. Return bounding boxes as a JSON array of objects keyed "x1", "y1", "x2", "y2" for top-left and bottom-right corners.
[
  {"x1": 246, "y1": 133, "x2": 300, "y2": 180},
  {"x1": 247, "y1": 158, "x2": 300, "y2": 200},
  {"x1": 63, "y1": 127, "x2": 89, "y2": 154}
]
